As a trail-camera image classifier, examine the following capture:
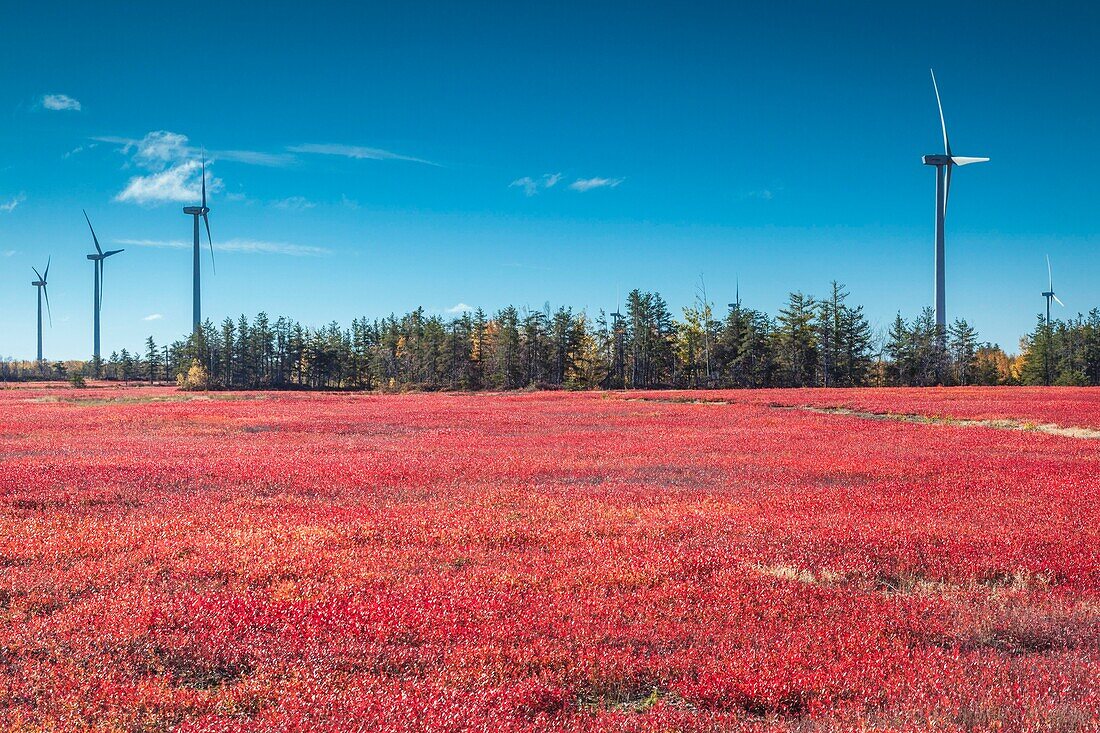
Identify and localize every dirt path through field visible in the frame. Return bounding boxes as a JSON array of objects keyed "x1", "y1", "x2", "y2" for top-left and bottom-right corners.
[
  {"x1": 624, "y1": 396, "x2": 1100, "y2": 439},
  {"x1": 793, "y1": 405, "x2": 1100, "y2": 439}
]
